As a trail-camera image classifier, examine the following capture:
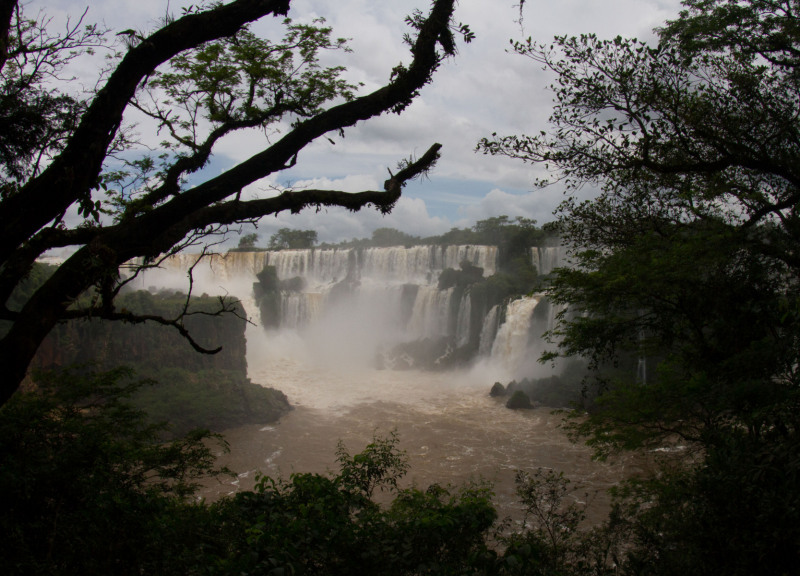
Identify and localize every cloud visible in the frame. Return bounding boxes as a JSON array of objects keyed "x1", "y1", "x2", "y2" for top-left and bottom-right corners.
[
  {"x1": 453, "y1": 187, "x2": 562, "y2": 227},
  {"x1": 52, "y1": 0, "x2": 683, "y2": 245},
  {"x1": 286, "y1": 173, "x2": 382, "y2": 193}
]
